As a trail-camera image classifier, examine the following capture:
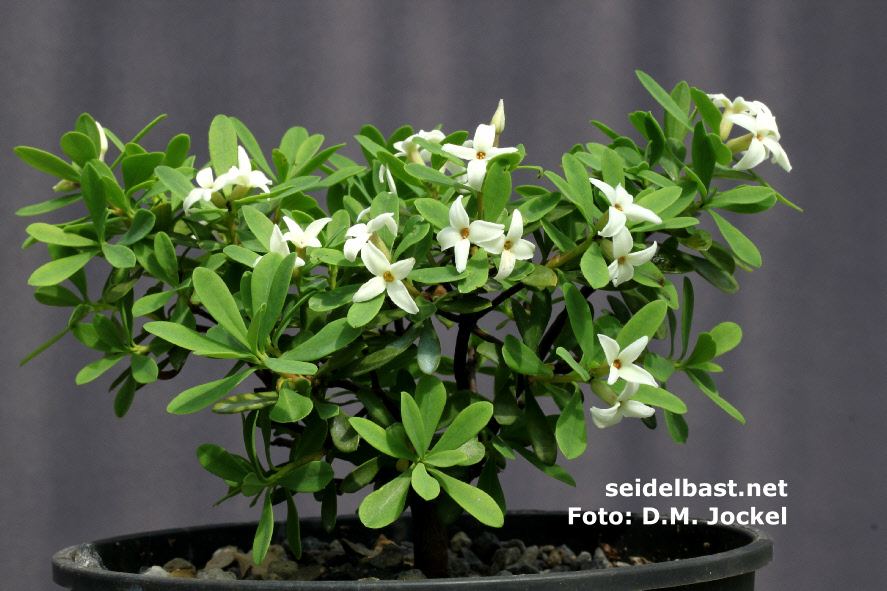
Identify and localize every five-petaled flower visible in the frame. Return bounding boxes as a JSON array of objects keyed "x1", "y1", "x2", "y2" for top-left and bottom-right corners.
[
  {"x1": 598, "y1": 334, "x2": 657, "y2": 387},
  {"x1": 589, "y1": 381, "x2": 655, "y2": 429},
  {"x1": 353, "y1": 242, "x2": 419, "y2": 314},
  {"x1": 282, "y1": 216, "x2": 332, "y2": 250},
  {"x1": 608, "y1": 228, "x2": 657, "y2": 287},
  {"x1": 483, "y1": 210, "x2": 535, "y2": 281},
  {"x1": 344, "y1": 209, "x2": 398, "y2": 262},
  {"x1": 726, "y1": 101, "x2": 791, "y2": 172},
  {"x1": 183, "y1": 168, "x2": 224, "y2": 214},
  {"x1": 394, "y1": 129, "x2": 446, "y2": 165},
  {"x1": 222, "y1": 146, "x2": 273, "y2": 193},
  {"x1": 589, "y1": 179, "x2": 661, "y2": 238},
  {"x1": 256, "y1": 225, "x2": 306, "y2": 269},
  {"x1": 442, "y1": 123, "x2": 517, "y2": 190},
  {"x1": 436, "y1": 196, "x2": 505, "y2": 273}
]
